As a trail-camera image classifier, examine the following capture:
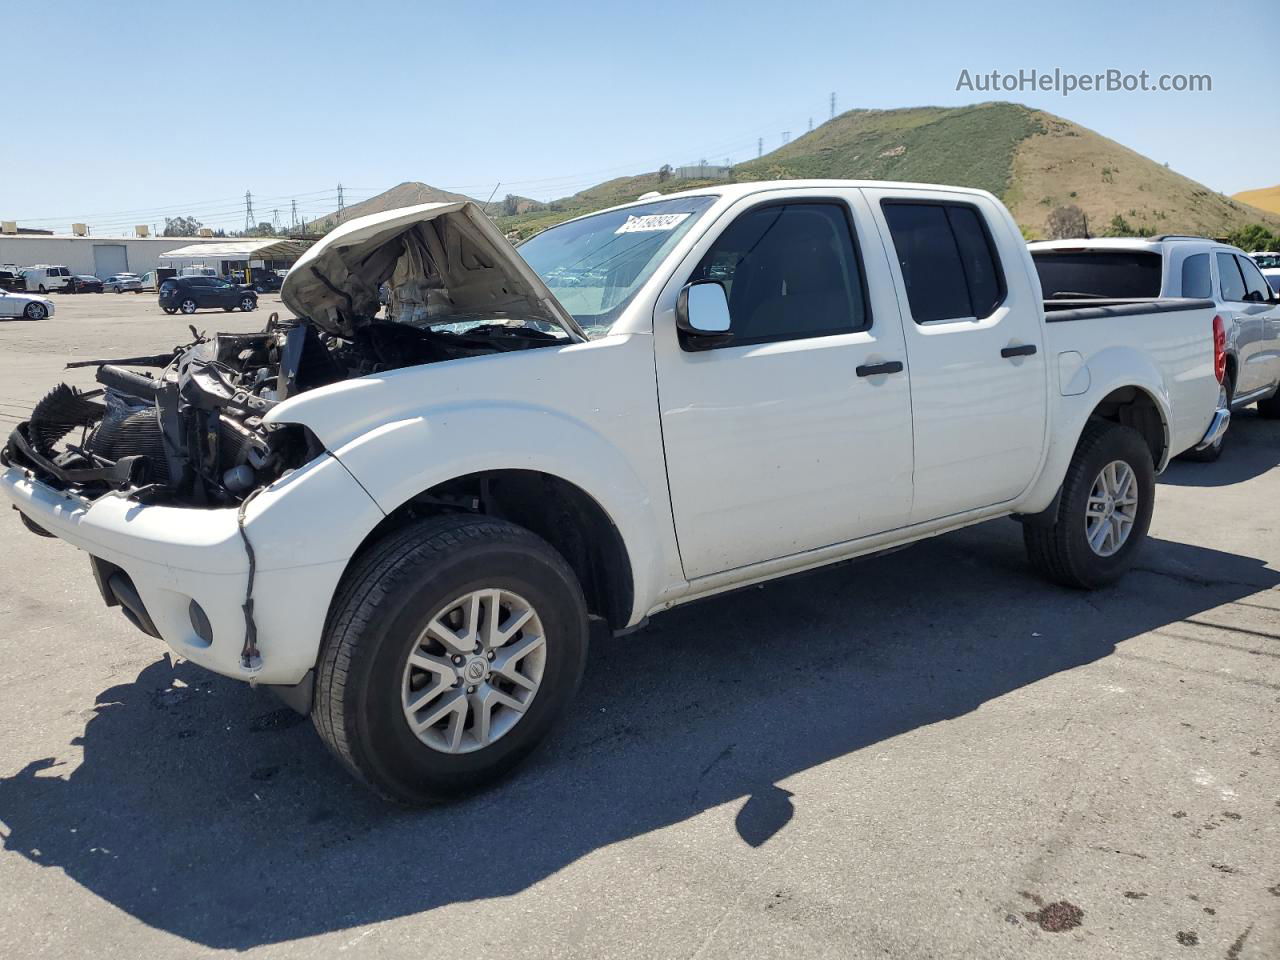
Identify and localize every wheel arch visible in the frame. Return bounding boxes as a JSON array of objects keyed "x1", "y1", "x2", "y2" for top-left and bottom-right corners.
[{"x1": 339, "y1": 469, "x2": 636, "y2": 633}]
